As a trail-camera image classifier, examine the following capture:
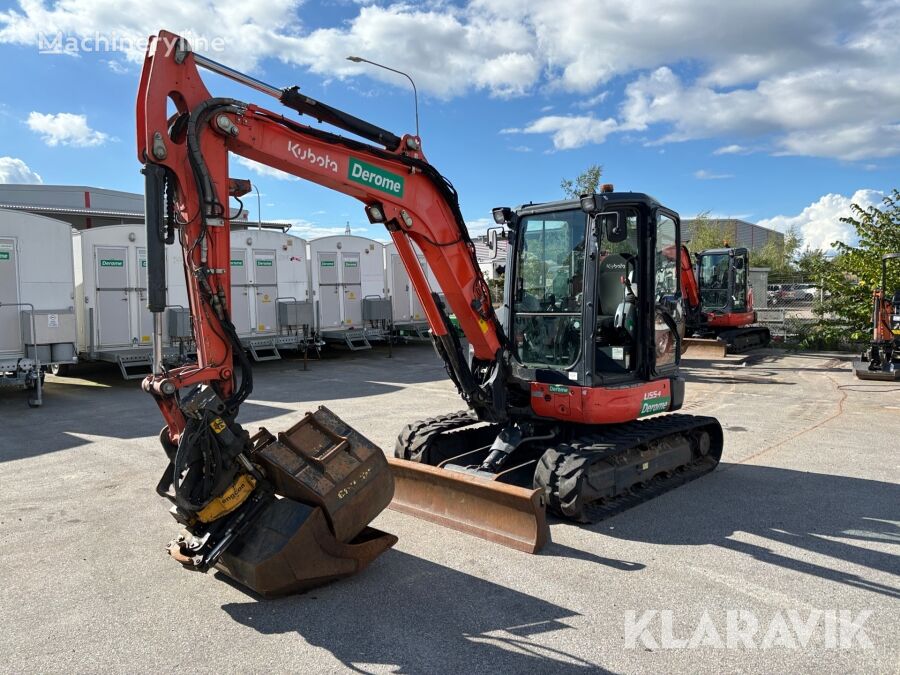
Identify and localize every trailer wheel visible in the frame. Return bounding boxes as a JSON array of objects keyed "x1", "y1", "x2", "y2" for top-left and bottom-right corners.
[{"x1": 50, "y1": 363, "x2": 72, "y2": 377}]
